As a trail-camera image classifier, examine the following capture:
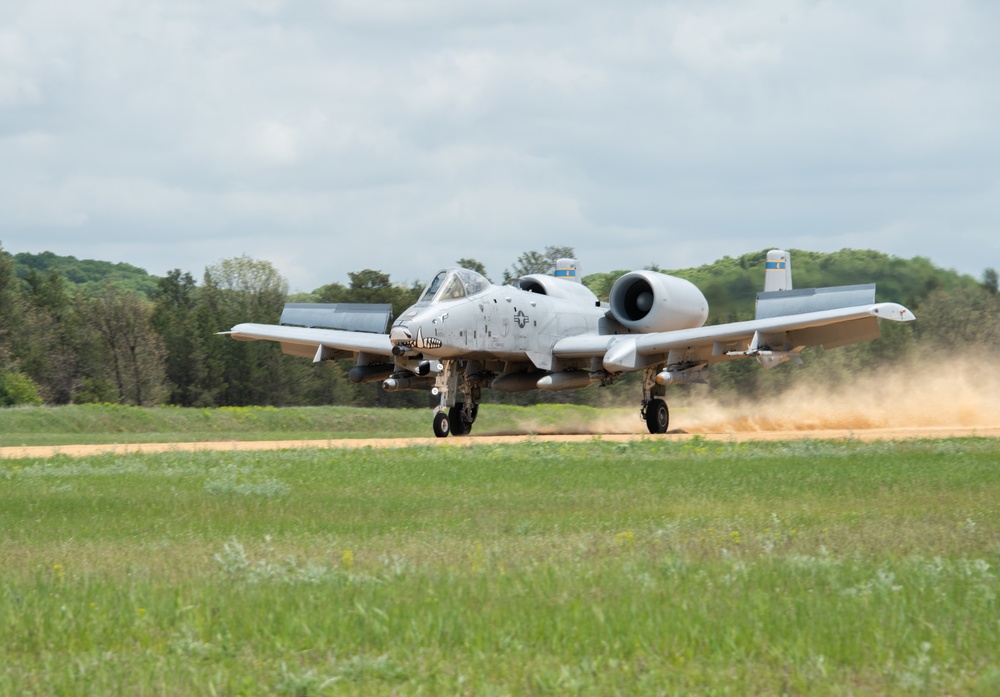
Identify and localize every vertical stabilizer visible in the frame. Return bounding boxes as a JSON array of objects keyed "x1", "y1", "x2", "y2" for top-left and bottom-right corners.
[
  {"x1": 555, "y1": 258, "x2": 581, "y2": 283},
  {"x1": 764, "y1": 250, "x2": 792, "y2": 292}
]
